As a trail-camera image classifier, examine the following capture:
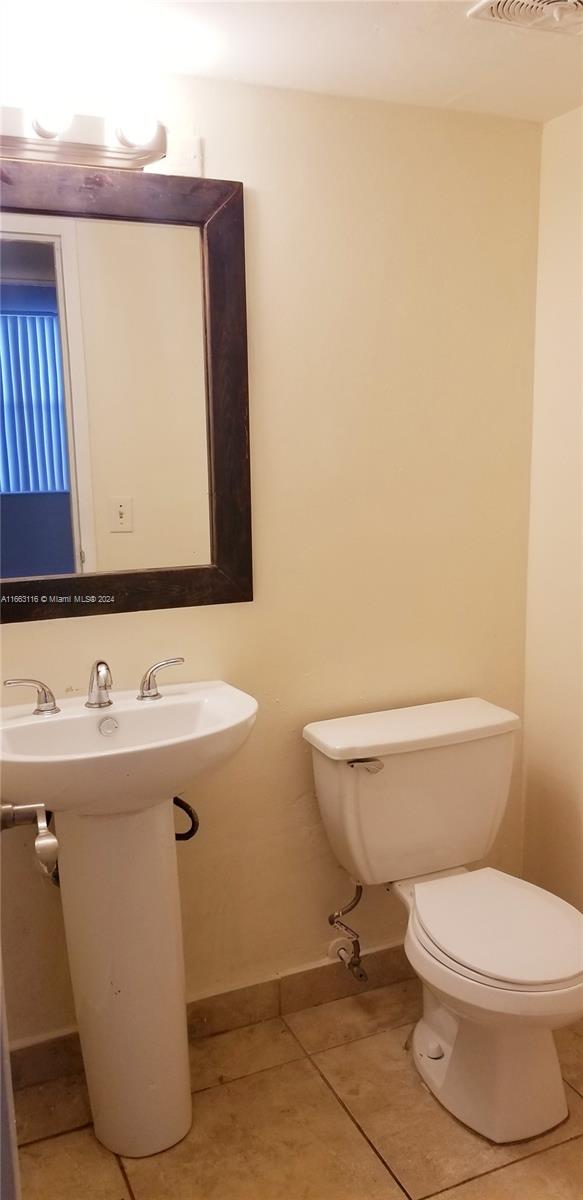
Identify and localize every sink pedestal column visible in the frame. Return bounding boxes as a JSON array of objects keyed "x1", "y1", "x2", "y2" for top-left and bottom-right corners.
[{"x1": 55, "y1": 799, "x2": 192, "y2": 1157}]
